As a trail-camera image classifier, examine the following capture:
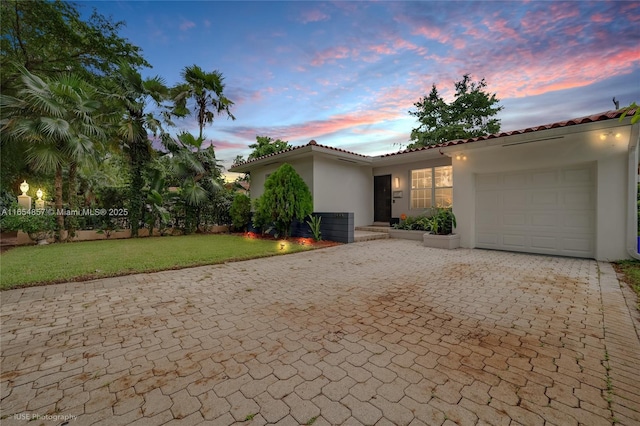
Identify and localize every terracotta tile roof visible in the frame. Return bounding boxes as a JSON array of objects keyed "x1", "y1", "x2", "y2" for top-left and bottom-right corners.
[
  {"x1": 232, "y1": 139, "x2": 368, "y2": 167},
  {"x1": 231, "y1": 108, "x2": 636, "y2": 168},
  {"x1": 380, "y1": 108, "x2": 636, "y2": 158}
]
